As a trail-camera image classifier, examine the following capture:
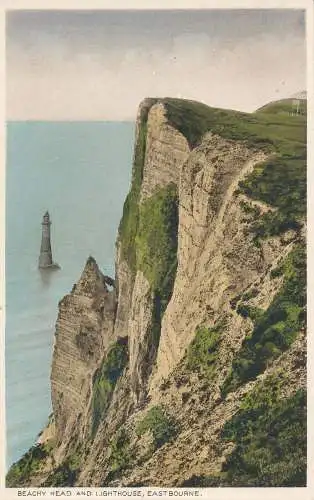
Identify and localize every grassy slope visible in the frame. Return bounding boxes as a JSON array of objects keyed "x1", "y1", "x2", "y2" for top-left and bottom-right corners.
[
  {"x1": 257, "y1": 98, "x2": 307, "y2": 116},
  {"x1": 182, "y1": 374, "x2": 306, "y2": 487},
  {"x1": 162, "y1": 97, "x2": 305, "y2": 151}
]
